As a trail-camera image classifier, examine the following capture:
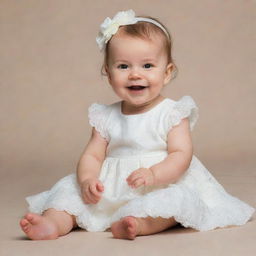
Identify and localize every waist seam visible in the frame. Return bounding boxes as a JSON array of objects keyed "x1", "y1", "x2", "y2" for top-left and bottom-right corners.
[{"x1": 106, "y1": 152, "x2": 168, "y2": 159}]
